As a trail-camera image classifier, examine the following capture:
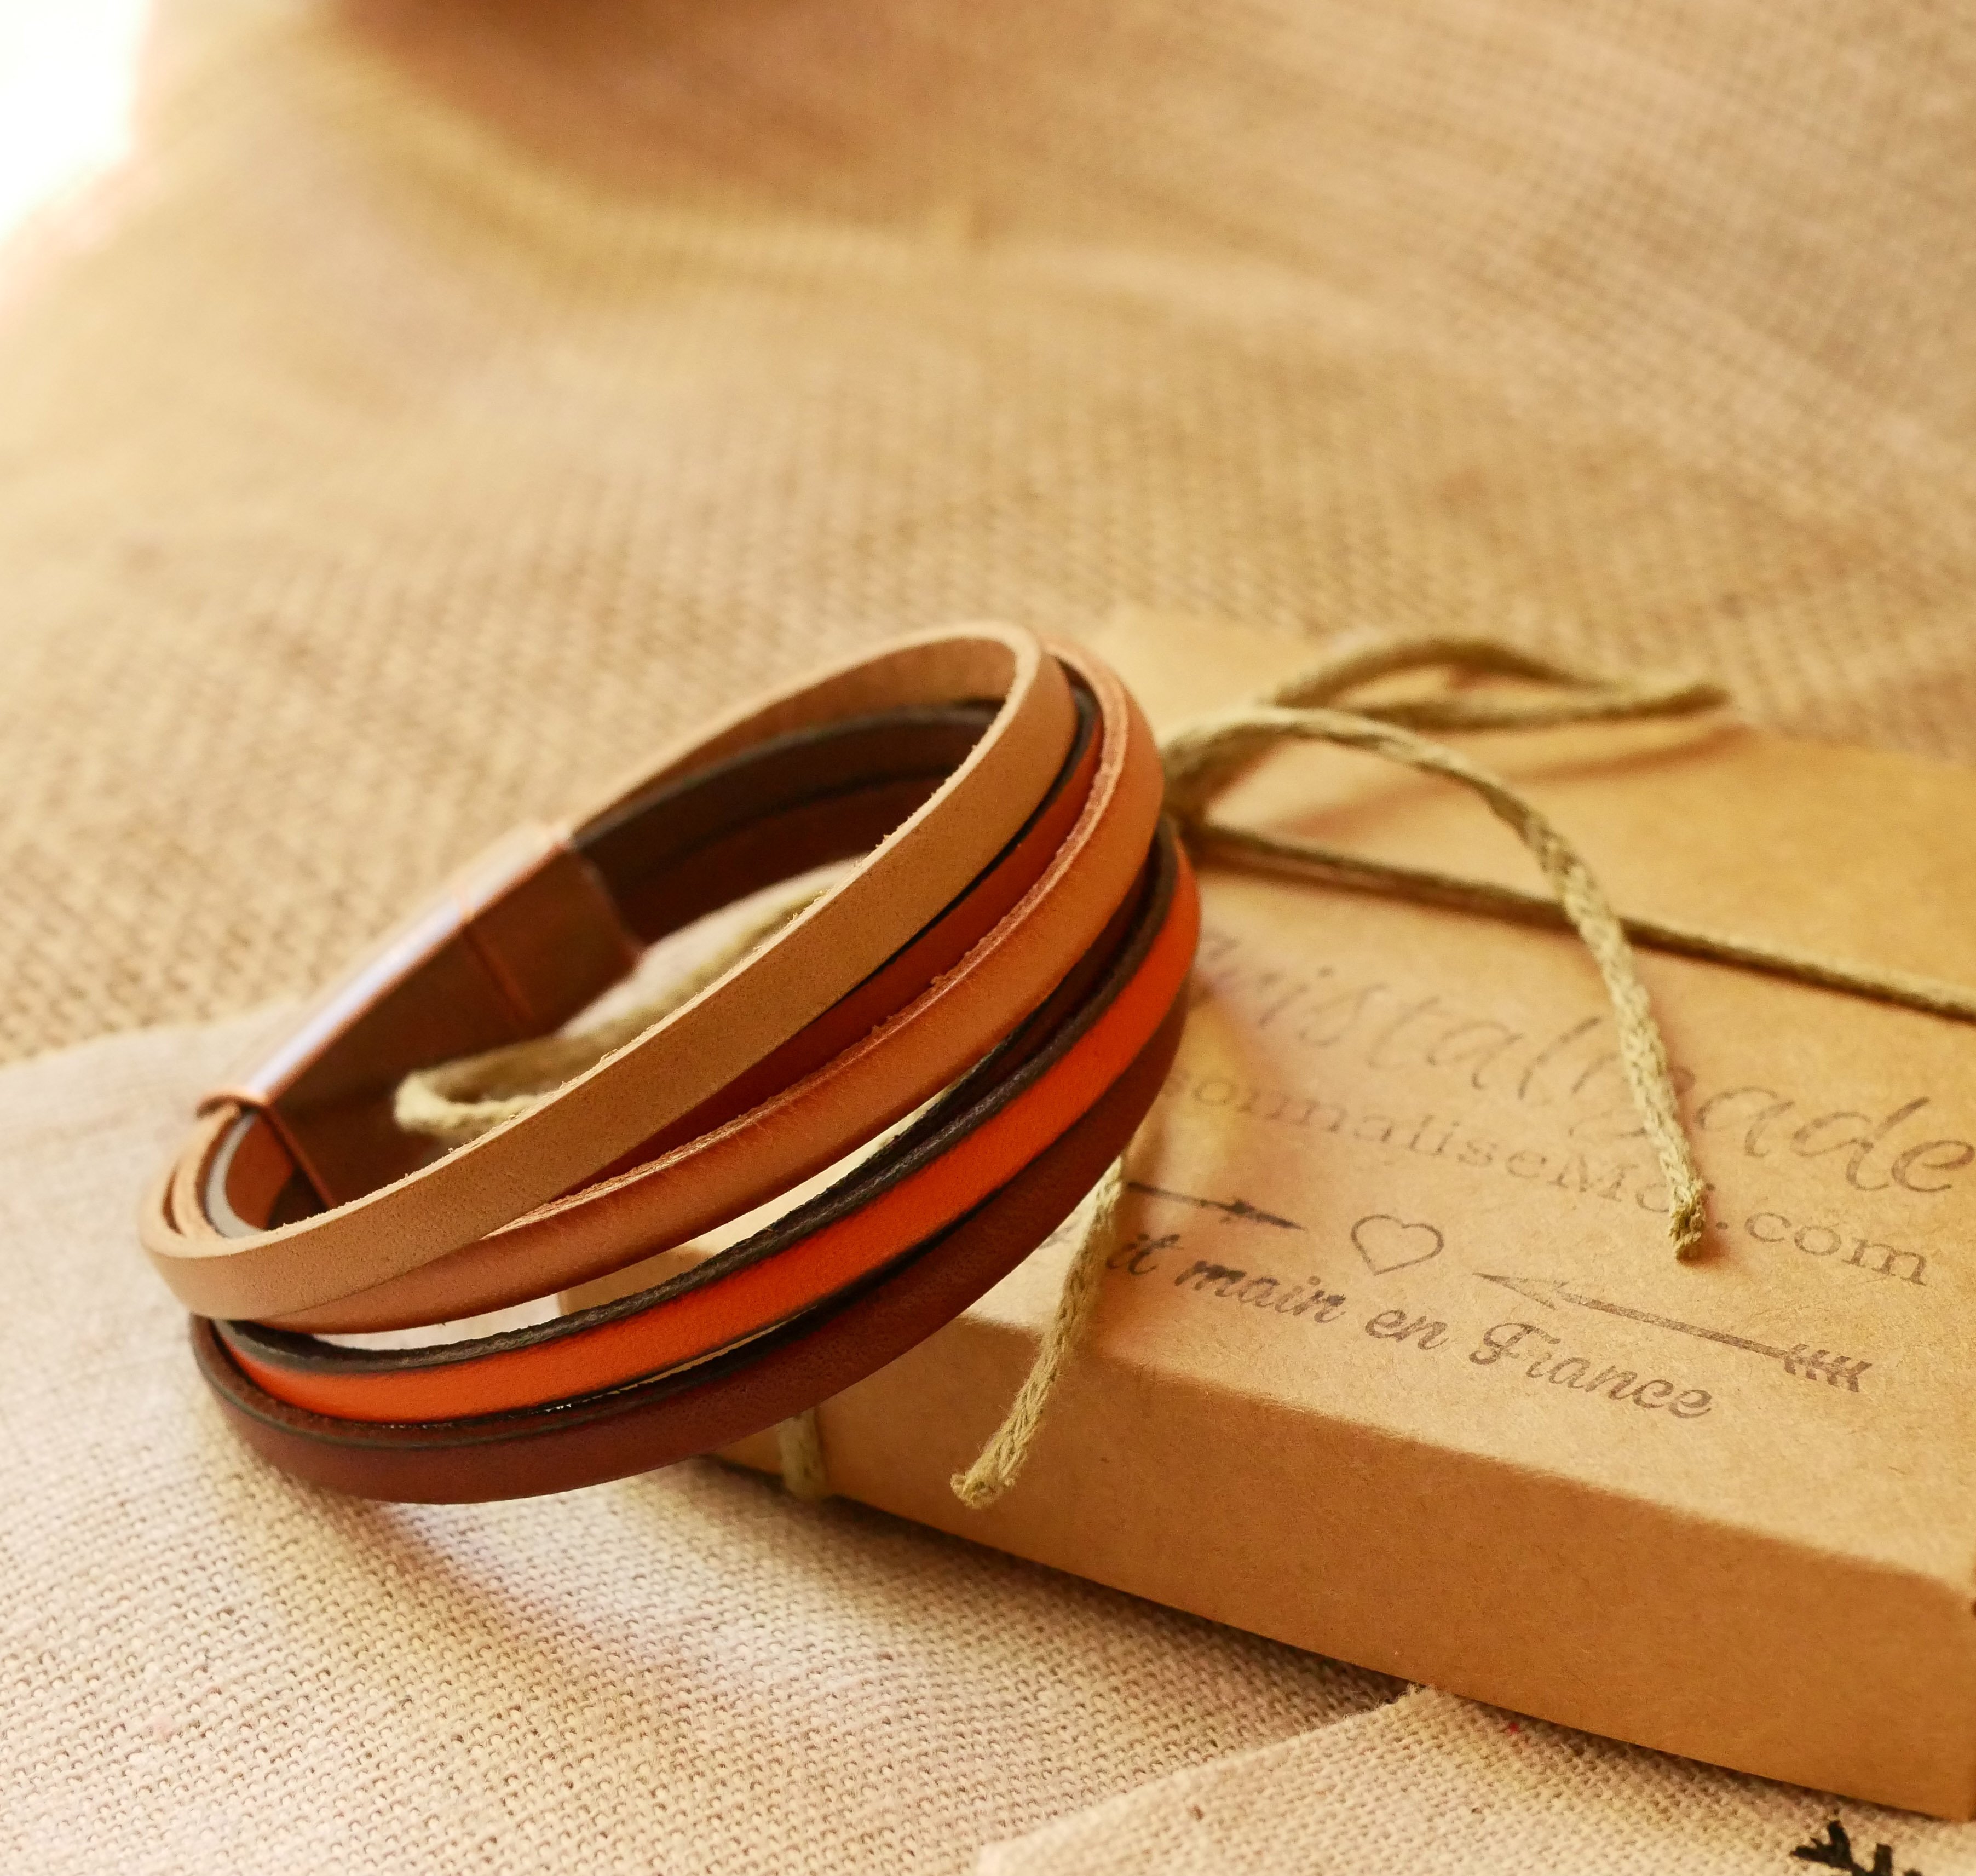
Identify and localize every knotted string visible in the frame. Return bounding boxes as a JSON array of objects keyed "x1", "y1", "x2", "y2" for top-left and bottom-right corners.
[
  {"x1": 393, "y1": 635, "x2": 1976, "y2": 1511},
  {"x1": 949, "y1": 640, "x2": 1976, "y2": 1507}
]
